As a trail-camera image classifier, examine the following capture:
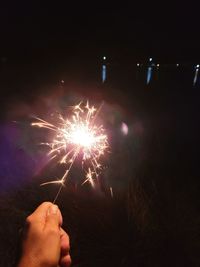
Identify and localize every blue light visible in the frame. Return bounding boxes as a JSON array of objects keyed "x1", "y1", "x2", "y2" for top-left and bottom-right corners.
[
  {"x1": 193, "y1": 68, "x2": 199, "y2": 86},
  {"x1": 102, "y1": 64, "x2": 107, "y2": 83},
  {"x1": 147, "y1": 66, "x2": 152, "y2": 84}
]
